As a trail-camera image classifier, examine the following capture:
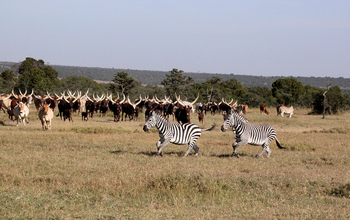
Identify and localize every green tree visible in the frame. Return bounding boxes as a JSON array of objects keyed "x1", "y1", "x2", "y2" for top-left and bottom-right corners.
[
  {"x1": 0, "y1": 70, "x2": 17, "y2": 93},
  {"x1": 111, "y1": 71, "x2": 138, "y2": 95},
  {"x1": 310, "y1": 86, "x2": 344, "y2": 114},
  {"x1": 245, "y1": 87, "x2": 277, "y2": 107},
  {"x1": 326, "y1": 86, "x2": 344, "y2": 114},
  {"x1": 218, "y1": 79, "x2": 246, "y2": 102},
  {"x1": 16, "y1": 57, "x2": 59, "y2": 94},
  {"x1": 161, "y1": 68, "x2": 194, "y2": 98},
  {"x1": 271, "y1": 78, "x2": 305, "y2": 105},
  {"x1": 298, "y1": 85, "x2": 323, "y2": 108}
]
